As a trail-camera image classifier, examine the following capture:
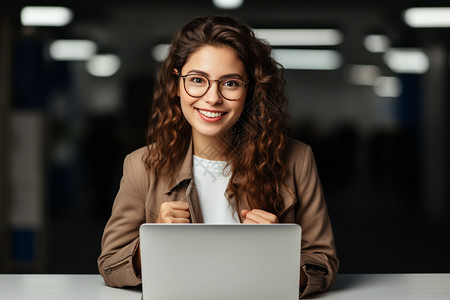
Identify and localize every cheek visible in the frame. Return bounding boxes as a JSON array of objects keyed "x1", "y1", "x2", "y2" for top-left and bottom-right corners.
[
  {"x1": 236, "y1": 104, "x2": 245, "y2": 117},
  {"x1": 179, "y1": 95, "x2": 197, "y2": 122},
  {"x1": 231, "y1": 102, "x2": 246, "y2": 123},
  {"x1": 179, "y1": 98, "x2": 189, "y2": 115},
  {"x1": 179, "y1": 94, "x2": 195, "y2": 109},
  {"x1": 179, "y1": 85, "x2": 196, "y2": 104},
  {"x1": 179, "y1": 101, "x2": 192, "y2": 126}
]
